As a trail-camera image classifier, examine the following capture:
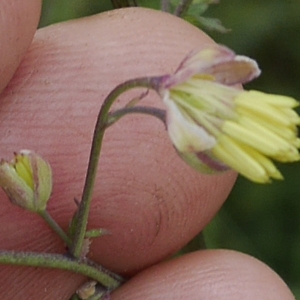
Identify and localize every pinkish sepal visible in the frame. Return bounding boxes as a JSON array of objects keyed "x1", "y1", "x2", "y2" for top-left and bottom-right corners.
[{"x1": 161, "y1": 45, "x2": 261, "y2": 89}]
